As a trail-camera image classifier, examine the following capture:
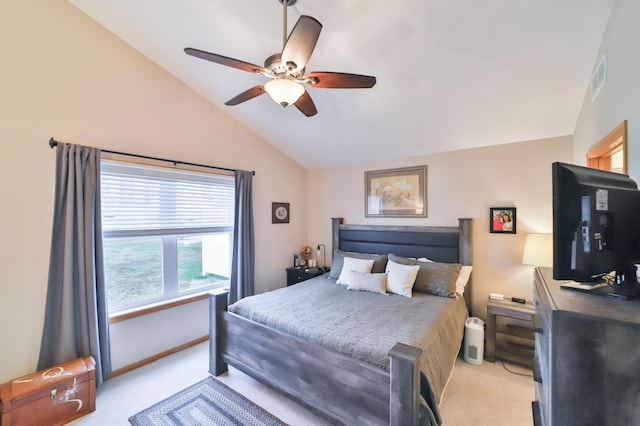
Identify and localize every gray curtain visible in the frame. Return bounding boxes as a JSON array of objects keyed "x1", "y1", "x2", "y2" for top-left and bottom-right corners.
[
  {"x1": 229, "y1": 170, "x2": 254, "y2": 304},
  {"x1": 38, "y1": 143, "x2": 111, "y2": 385}
]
